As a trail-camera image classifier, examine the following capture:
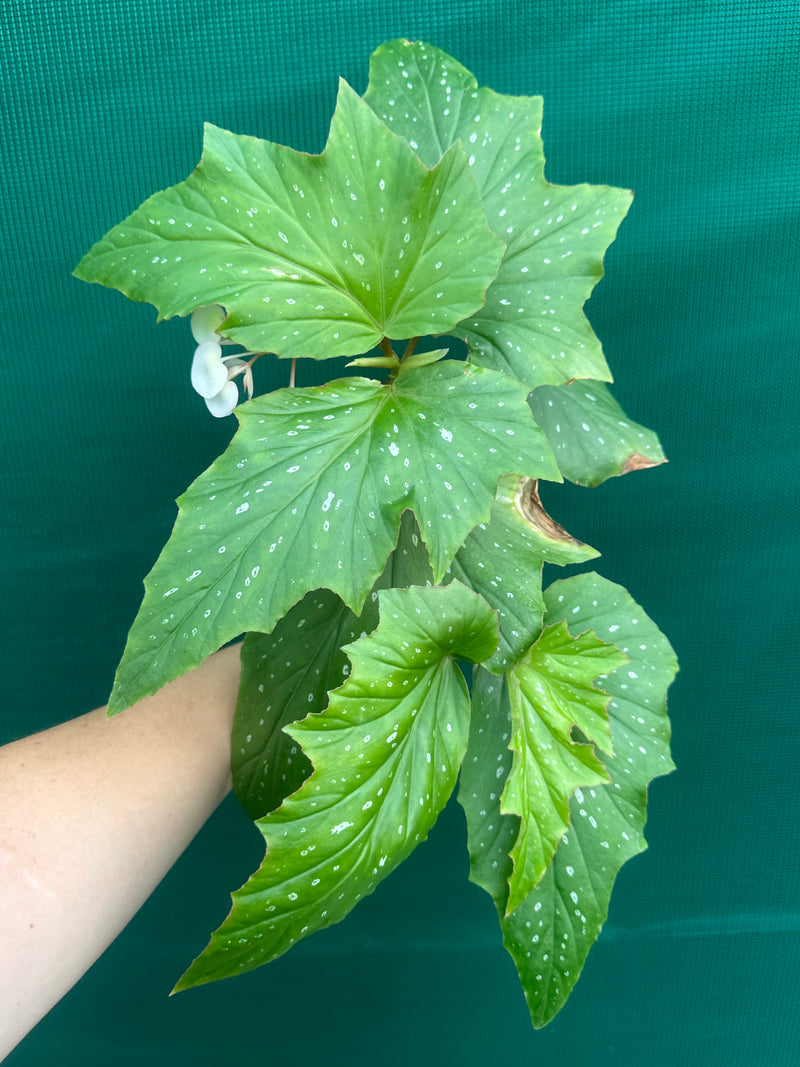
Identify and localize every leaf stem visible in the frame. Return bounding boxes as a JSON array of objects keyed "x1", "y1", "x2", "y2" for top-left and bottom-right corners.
[
  {"x1": 379, "y1": 337, "x2": 395, "y2": 360},
  {"x1": 401, "y1": 337, "x2": 420, "y2": 362},
  {"x1": 289, "y1": 358, "x2": 297, "y2": 388}
]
